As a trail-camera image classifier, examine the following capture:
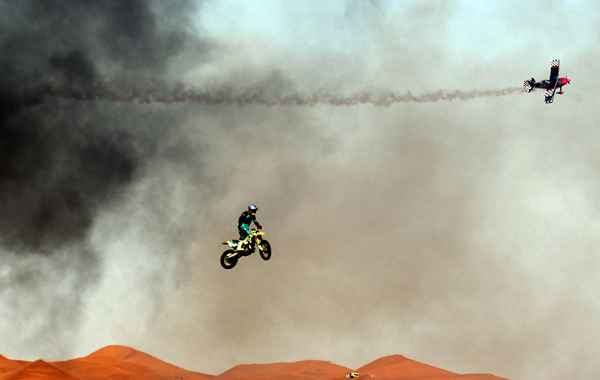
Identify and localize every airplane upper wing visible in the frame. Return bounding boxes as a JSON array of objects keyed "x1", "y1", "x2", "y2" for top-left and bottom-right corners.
[{"x1": 549, "y1": 59, "x2": 560, "y2": 84}]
